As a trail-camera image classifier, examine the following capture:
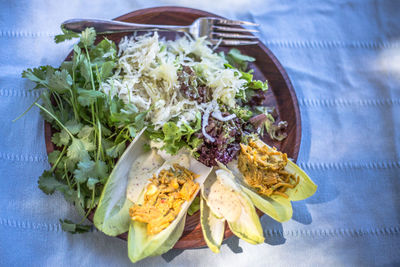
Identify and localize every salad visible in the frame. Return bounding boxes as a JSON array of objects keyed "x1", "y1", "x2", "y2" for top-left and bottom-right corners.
[{"x1": 22, "y1": 27, "x2": 316, "y2": 263}]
